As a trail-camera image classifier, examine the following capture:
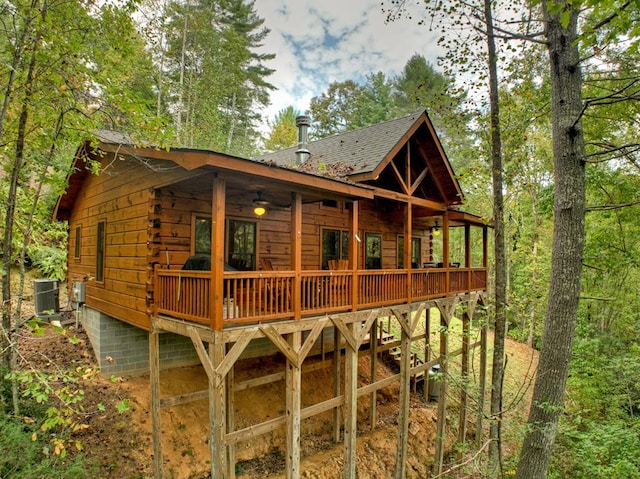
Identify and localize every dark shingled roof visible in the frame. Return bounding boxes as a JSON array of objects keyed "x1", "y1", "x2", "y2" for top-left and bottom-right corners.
[{"x1": 255, "y1": 112, "x2": 424, "y2": 176}]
